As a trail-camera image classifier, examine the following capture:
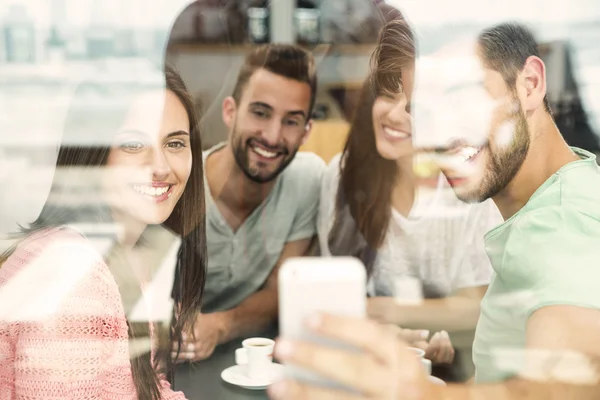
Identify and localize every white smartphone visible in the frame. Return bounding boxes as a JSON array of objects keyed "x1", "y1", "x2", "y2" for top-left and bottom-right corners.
[{"x1": 278, "y1": 256, "x2": 366, "y2": 391}]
